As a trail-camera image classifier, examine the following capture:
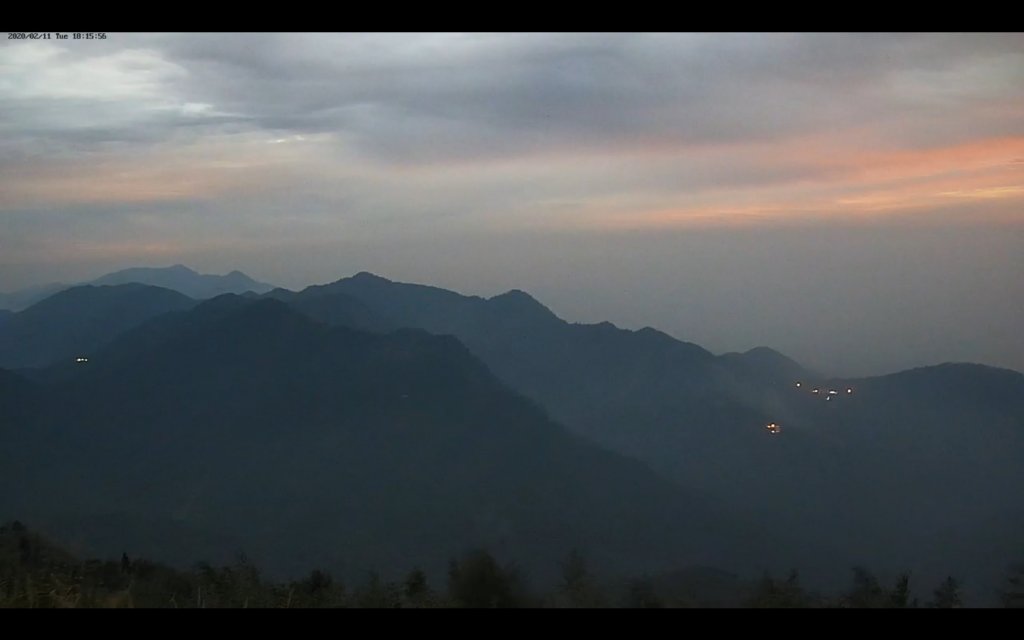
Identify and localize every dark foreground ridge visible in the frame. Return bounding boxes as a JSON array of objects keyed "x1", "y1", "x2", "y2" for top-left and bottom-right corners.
[{"x1": 5, "y1": 521, "x2": 1018, "y2": 608}]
